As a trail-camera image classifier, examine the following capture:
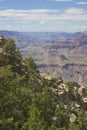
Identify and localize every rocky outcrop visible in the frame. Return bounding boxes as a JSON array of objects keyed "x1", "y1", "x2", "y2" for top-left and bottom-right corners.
[
  {"x1": 78, "y1": 86, "x2": 87, "y2": 96},
  {"x1": 41, "y1": 73, "x2": 87, "y2": 111},
  {"x1": 78, "y1": 87, "x2": 87, "y2": 110}
]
